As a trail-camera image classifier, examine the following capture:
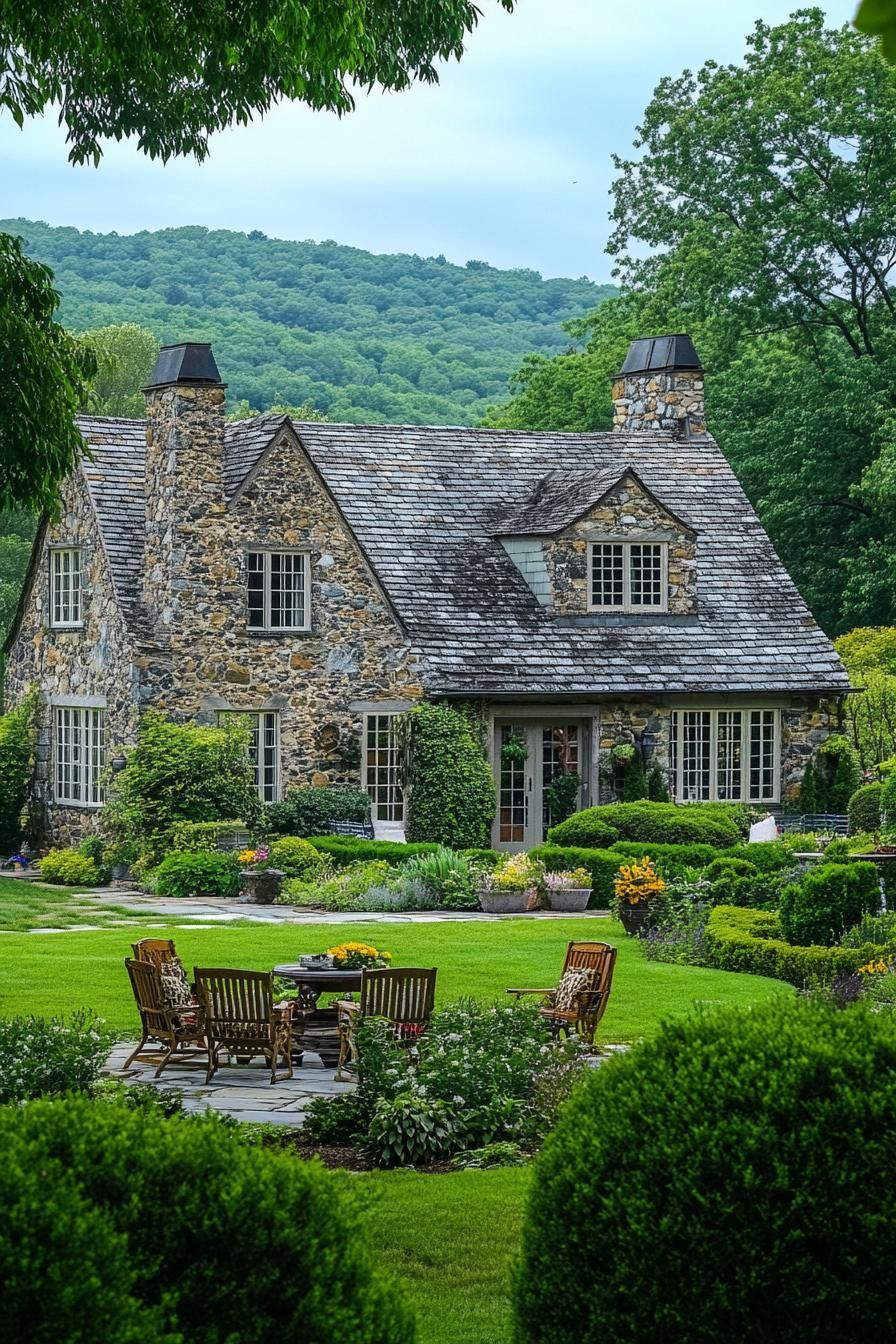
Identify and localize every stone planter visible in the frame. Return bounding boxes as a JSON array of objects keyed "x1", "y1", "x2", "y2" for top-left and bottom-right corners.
[
  {"x1": 545, "y1": 886, "x2": 591, "y2": 912},
  {"x1": 479, "y1": 887, "x2": 538, "y2": 914},
  {"x1": 618, "y1": 902, "x2": 655, "y2": 937},
  {"x1": 240, "y1": 868, "x2": 285, "y2": 904}
]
